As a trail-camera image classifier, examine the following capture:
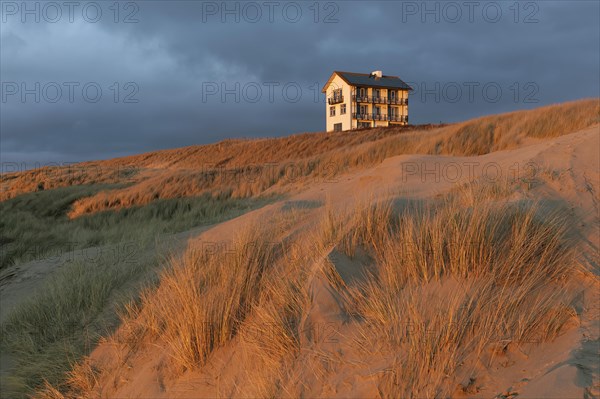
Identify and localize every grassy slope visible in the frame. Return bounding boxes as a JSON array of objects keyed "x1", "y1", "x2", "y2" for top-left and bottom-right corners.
[
  {"x1": 0, "y1": 99, "x2": 597, "y2": 398},
  {"x1": 0, "y1": 190, "x2": 273, "y2": 398},
  {"x1": 0, "y1": 186, "x2": 273, "y2": 269},
  {"x1": 56, "y1": 180, "x2": 580, "y2": 398},
  {"x1": 2, "y1": 99, "x2": 598, "y2": 217},
  {"x1": 1, "y1": 251, "x2": 158, "y2": 397}
]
